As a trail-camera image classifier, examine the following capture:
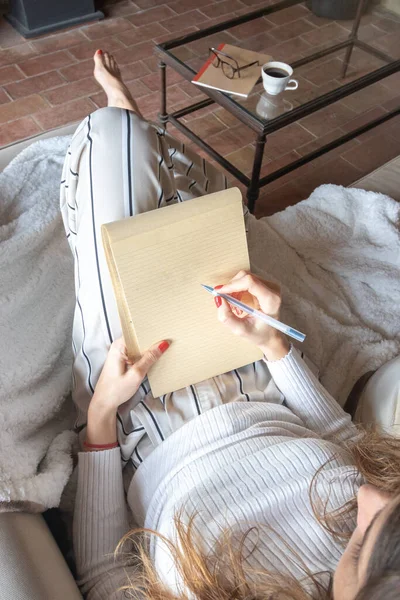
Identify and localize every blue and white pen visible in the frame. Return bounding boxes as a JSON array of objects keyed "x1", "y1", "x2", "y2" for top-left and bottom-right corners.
[{"x1": 201, "y1": 284, "x2": 306, "y2": 343}]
